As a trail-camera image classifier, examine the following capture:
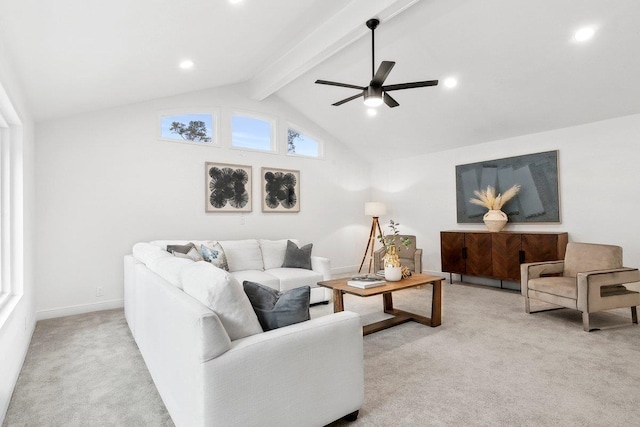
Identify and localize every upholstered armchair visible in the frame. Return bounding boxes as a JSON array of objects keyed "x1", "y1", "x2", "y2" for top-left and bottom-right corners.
[
  {"x1": 374, "y1": 235, "x2": 422, "y2": 273},
  {"x1": 521, "y1": 242, "x2": 640, "y2": 331}
]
